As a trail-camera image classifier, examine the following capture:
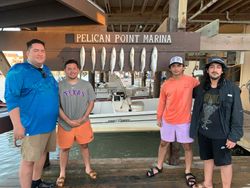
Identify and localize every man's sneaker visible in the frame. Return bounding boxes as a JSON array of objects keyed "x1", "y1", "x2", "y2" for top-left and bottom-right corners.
[{"x1": 37, "y1": 181, "x2": 55, "y2": 188}]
